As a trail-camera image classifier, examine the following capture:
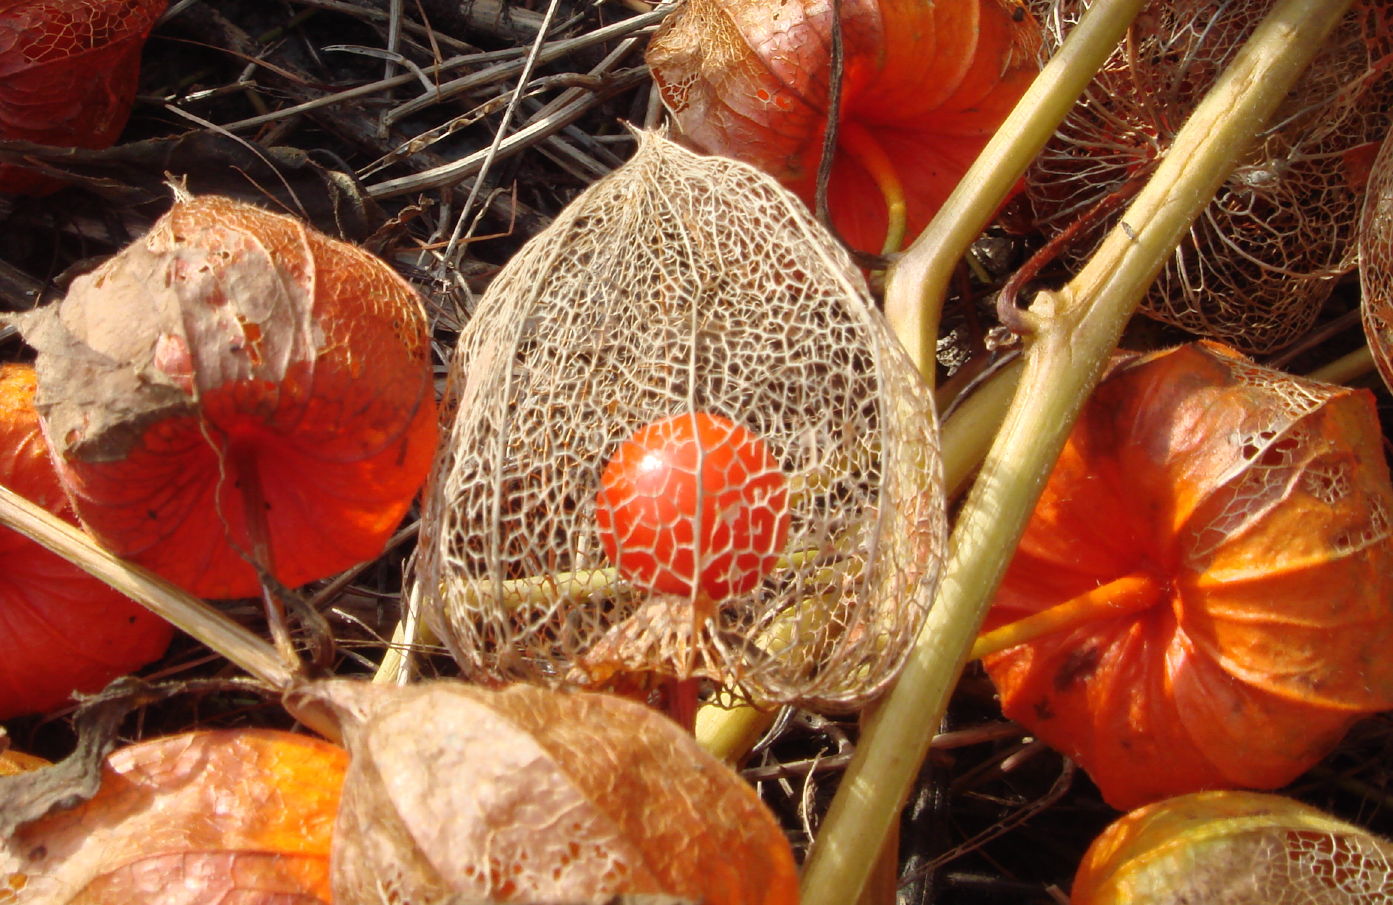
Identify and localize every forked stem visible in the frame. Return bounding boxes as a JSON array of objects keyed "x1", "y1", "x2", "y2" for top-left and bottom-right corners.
[
  {"x1": 881, "y1": 0, "x2": 1146, "y2": 385},
  {"x1": 801, "y1": 2, "x2": 1354, "y2": 903},
  {"x1": 969, "y1": 571, "x2": 1163, "y2": 660}
]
